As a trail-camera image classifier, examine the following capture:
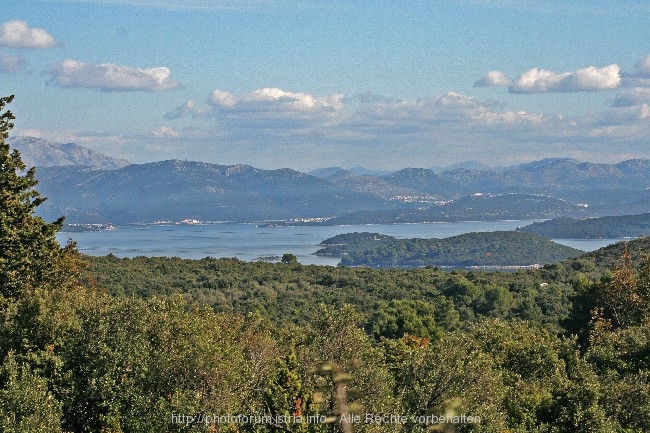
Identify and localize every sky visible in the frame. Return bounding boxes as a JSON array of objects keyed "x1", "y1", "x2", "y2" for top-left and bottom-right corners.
[{"x1": 1, "y1": 0, "x2": 650, "y2": 171}]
